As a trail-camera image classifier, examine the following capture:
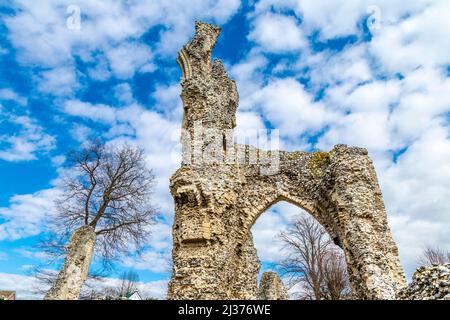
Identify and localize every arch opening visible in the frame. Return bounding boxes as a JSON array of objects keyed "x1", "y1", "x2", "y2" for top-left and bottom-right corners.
[
  {"x1": 246, "y1": 195, "x2": 317, "y2": 233},
  {"x1": 251, "y1": 201, "x2": 349, "y2": 299}
]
